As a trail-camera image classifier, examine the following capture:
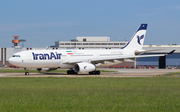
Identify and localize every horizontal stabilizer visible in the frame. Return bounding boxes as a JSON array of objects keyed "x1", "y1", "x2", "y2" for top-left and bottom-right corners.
[{"x1": 167, "y1": 50, "x2": 175, "y2": 55}]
